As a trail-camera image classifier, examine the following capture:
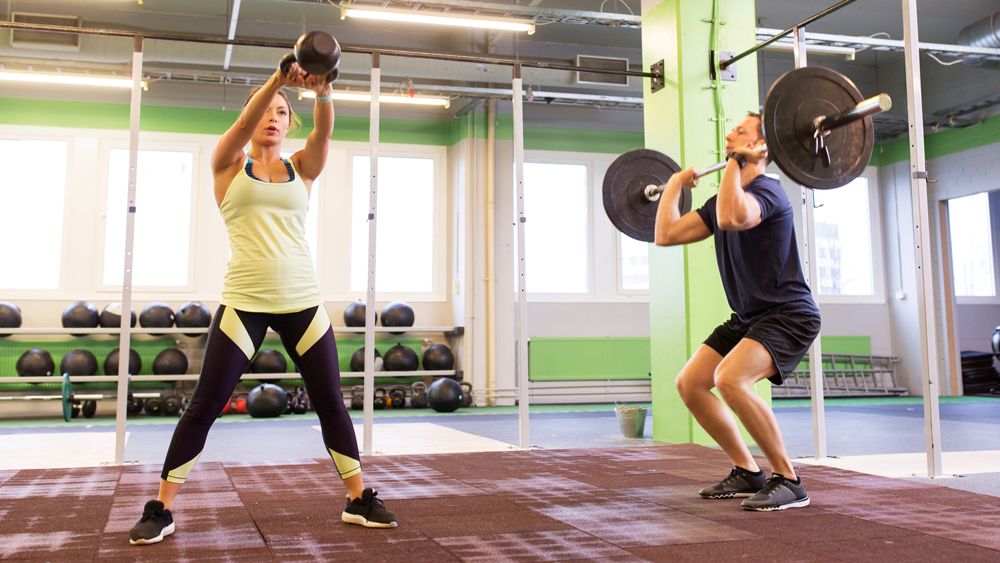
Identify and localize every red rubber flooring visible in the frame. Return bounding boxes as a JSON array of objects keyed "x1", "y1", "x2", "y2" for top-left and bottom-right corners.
[{"x1": 2, "y1": 444, "x2": 999, "y2": 561}]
